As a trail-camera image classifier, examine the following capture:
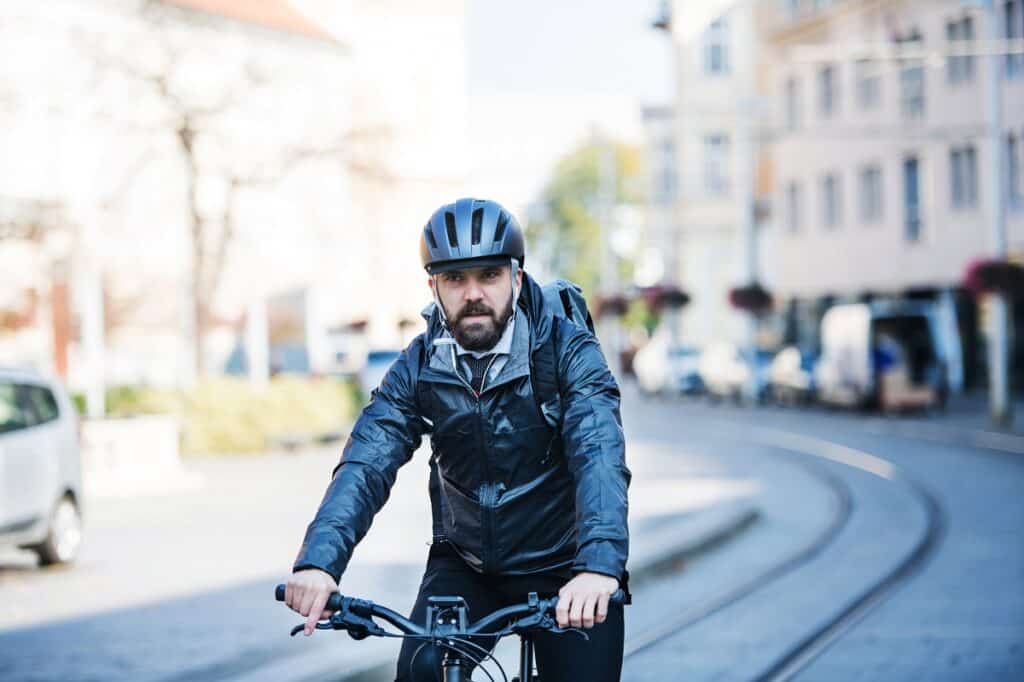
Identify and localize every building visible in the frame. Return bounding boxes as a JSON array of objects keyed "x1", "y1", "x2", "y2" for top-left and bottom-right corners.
[
  {"x1": 661, "y1": 0, "x2": 775, "y2": 348},
  {"x1": 762, "y1": 0, "x2": 1024, "y2": 390},
  {"x1": 640, "y1": 105, "x2": 679, "y2": 293},
  {"x1": 0, "y1": 0, "x2": 353, "y2": 392},
  {"x1": 1, "y1": 0, "x2": 474, "y2": 400}
]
